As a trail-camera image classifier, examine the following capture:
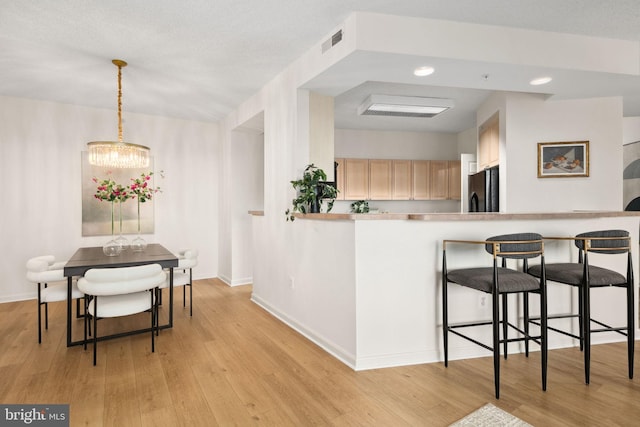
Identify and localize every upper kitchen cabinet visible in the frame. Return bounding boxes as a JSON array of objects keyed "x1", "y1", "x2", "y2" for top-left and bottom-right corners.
[
  {"x1": 369, "y1": 159, "x2": 393, "y2": 200},
  {"x1": 412, "y1": 160, "x2": 431, "y2": 200},
  {"x1": 428, "y1": 160, "x2": 461, "y2": 201},
  {"x1": 343, "y1": 158, "x2": 369, "y2": 200},
  {"x1": 478, "y1": 114, "x2": 499, "y2": 170},
  {"x1": 338, "y1": 157, "x2": 460, "y2": 201},
  {"x1": 447, "y1": 160, "x2": 461, "y2": 200},
  {"x1": 392, "y1": 160, "x2": 412, "y2": 200},
  {"x1": 429, "y1": 160, "x2": 449, "y2": 200}
]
